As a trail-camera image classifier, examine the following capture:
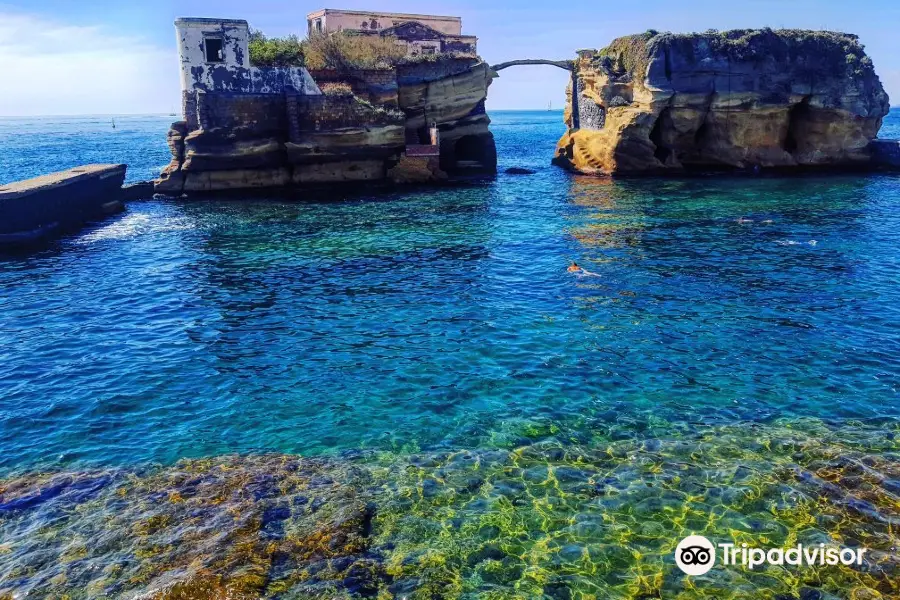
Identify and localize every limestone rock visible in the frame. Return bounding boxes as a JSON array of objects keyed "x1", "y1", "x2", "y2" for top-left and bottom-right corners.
[
  {"x1": 182, "y1": 168, "x2": 291, "y2": 193},
  {"x1": 398, "y1": 59, "x2": 498, "y2": 175},
  {"x1": 285, "y1": 125, "x2": 405, "y2": 165},
  {"x1": 154, "y1": 161, "x2": 185, "y2": 195},
  {"x1": 156, "y1": 58, "x2": 497, "y2": 192},
  {"x1": 182, "y1": 131, "x2": 286, "y2": 171},
  {"x1": 554, "y1": 29, "x2": 891, "y2": 175},
  {"x1": 293, "y1": 160, "x2": 386, "y2": 184},
  {"x1": 387, "y1": 155, "x2": 448, "y2": 184},
  {"x1": 154, "y1": 121, "x2": 188, "y2": 195}
]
